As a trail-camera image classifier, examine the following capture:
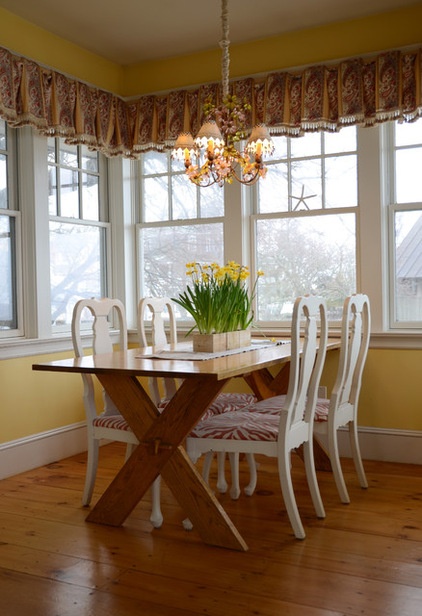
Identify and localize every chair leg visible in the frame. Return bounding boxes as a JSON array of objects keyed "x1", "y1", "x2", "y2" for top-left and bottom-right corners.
[
  {"x1": 328, "y1": 425, "x2": 351, "y2": 504},
  {"x1": 82, "y1": 438, "x2": 99, "y2": 506},
  {"x1": 124, "y1": 443, "x2": 163, "y2": 528},
  {"x1": 349, "y1": 421, "x2": 368, "y2": 490},
  {"x1": 182, "y1": 448, "x2": 199, "y2": 531},
  {"x1": 278, "y1": 449, "x2": 306, "y2": 540},
  {"x1": 303, "y1": 439, "x2": 325, "y2": 519},
  {"x1": 244, "y1": 453, "x2": 258, "y2": 496},
  {"x1": 202, "y1": 451, "x2": 213, "y2": 483},
  {"x1": 216, "y1": 452, "x2": 228, "y2": 494},
  {"x1": 202, "y1": 451, "x2": 228, "y2": 493},
  {"x1": 124, "y1": 442, "x2": 137, "y2": 460},
  {"x1": 149, "y1": 476, "x2": 163, "y2": 528},
  {"x1": 228, "y1": 452, "x2": 241, "y2": 500}
]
